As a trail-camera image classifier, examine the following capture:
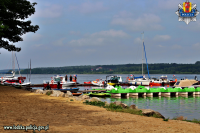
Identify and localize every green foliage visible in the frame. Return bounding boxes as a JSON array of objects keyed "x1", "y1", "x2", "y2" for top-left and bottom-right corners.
[
  {"x1": 195, "y1": 61, "x2": 200, "y2": 65},
  {"x1": 185, "y1": 119, "x2": 200, "y2": 124},
  {"x1": 173, "y1": 116, "x2": 200, "y2": 124},
  {"x1": 46, "y1": 91, "x2": 52, "y2": 96},
  {"x1": 83, "y1": 100, "x2": 122, "y2": 110},
  {"x1": 0, "y1": 0, "x2": 39, "y2": 52},
  {"x1": 163, "y1": 117, "x2": 169, "y2": 121},
  {"x1": 20, "y1": 63, "x2": 200, "y2": 74},
  {"x1": 106, "y1": 103, "x2": 123, "y2": 110}
]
